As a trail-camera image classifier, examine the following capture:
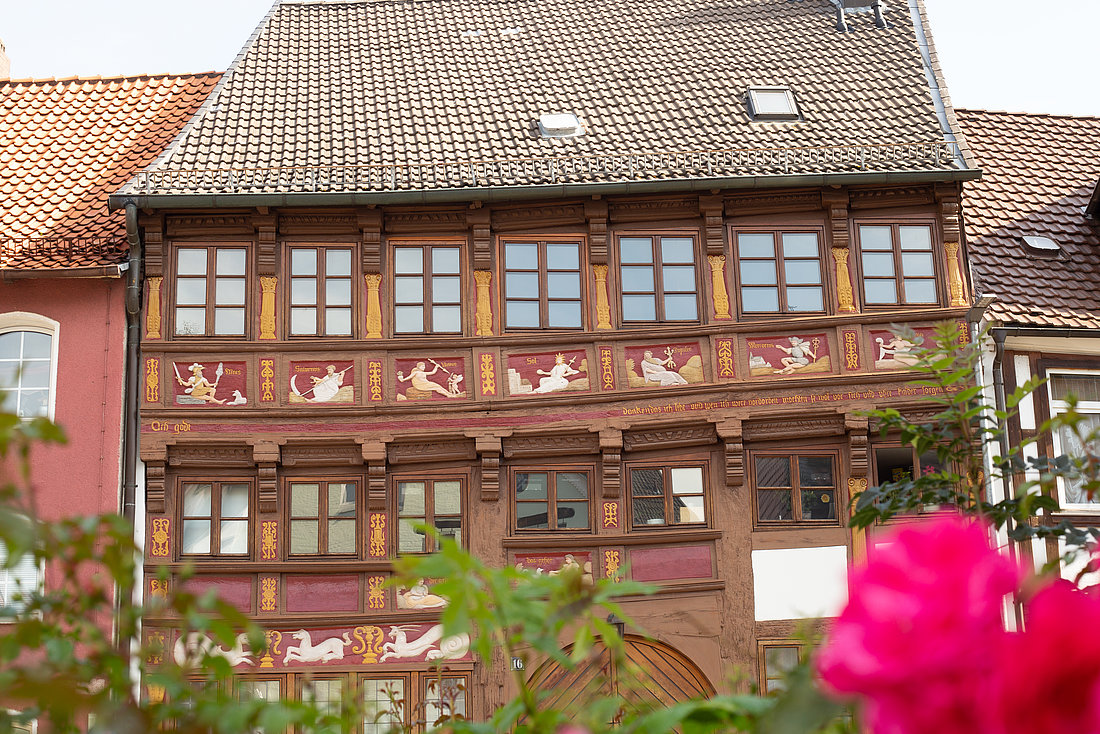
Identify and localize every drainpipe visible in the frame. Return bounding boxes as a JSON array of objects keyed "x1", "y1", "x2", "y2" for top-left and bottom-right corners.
[{"x1": 122, "y1": 202, "x2": 141, "y2": 525}]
